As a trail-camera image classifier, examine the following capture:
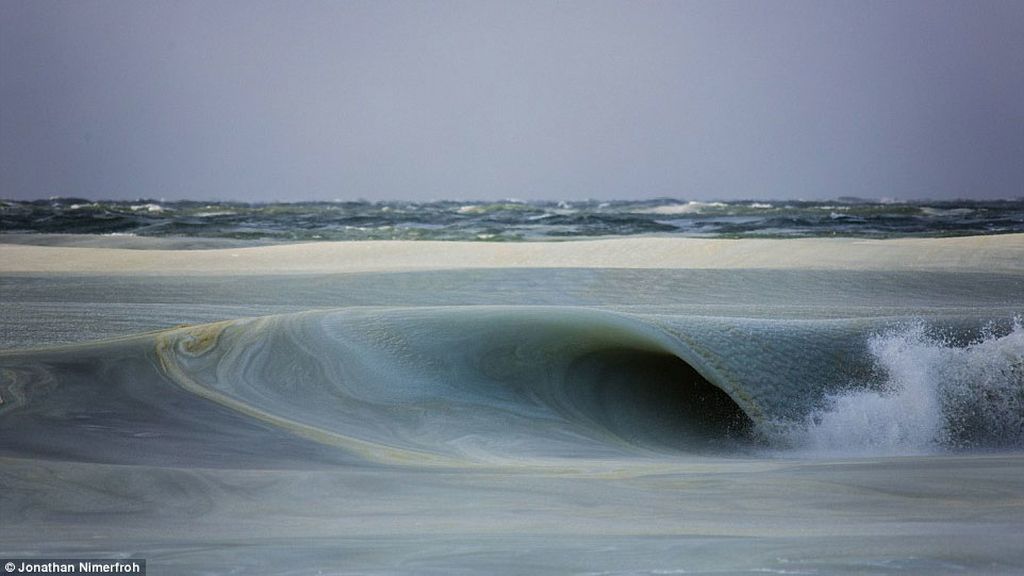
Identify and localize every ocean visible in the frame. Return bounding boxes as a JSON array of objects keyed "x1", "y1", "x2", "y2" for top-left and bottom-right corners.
[
  {"x1": 4, "y1": 197, "x2": 1024, "y2": 241},
  {"x1": 0, "y1": 202, "x2": 1022, "y2": 575}
]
